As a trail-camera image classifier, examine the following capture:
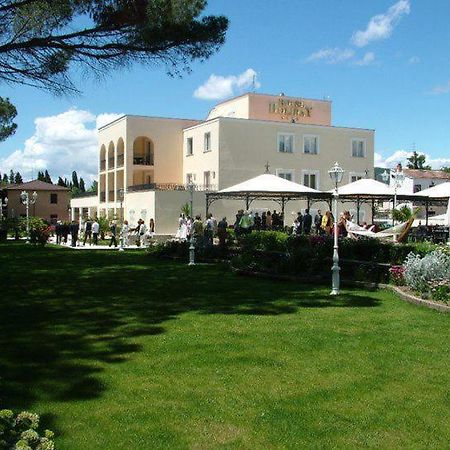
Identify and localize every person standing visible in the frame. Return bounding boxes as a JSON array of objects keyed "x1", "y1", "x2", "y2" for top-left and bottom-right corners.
[
  {"x1": 193, "y1": 215, "x2": 204, "y2": 246},
  {"x1": 254, "y1": 212, "x2": 262, "y2": 231},
  {"x1": 204, "y1": 213, "x2": 215, "y2": 247},
  {"x1": 83, "y1": 217, "x2": 93, "y2": 245},
  {"x1": 321, "y1": 211, "x2": 333, "y2": 235},
  {"x1": 55, "y1": 220, "x2": 62, "y2": 244},
  {"x1": 70, "y1": 220, "x2": 79, "y2": 247},
  {"x1": 266, "y1": 210, "x2": 272, "y2": 230},
  {"x1": 296, "y1": 211, "x2": 304, "y2": 234},
  {"x1": 121, "y1": 220, "x2": 130, "y2": 247},
  {"x1": 109, "y1": 220, "x2": 118, "y2": 247},
  {"x1": 303, "y1": 209, "x2": 312, "y2": 234},
  {"x1": 217, "y1": 217, "x2": 228, "y2": 250},
  {"x1": 92, "y1": 219, "x2": 100, "y2": 245},
  {"x1": 239, "y1": 211, "x2": 253, "y2": 234},
  {"x1": 314, "y1": 210, "x2": 323, "y2": 235}
]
